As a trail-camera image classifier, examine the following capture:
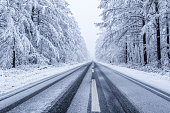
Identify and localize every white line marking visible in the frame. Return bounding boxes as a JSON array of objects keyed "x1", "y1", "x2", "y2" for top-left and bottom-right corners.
[
  {"x1": 92, "y1": 69, "x2": 94, "y2": 73},
  {"x1": 92, "y1": 79, "x2": 101, "y2": 112}
]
